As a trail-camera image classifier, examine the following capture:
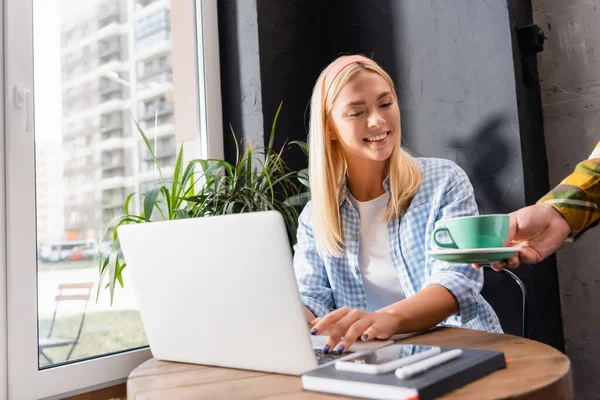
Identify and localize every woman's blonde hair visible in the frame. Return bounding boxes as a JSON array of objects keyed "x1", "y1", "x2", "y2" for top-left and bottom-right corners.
[{"x1": 308, "y1": 55, "x2": 422, "y2": 257}]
